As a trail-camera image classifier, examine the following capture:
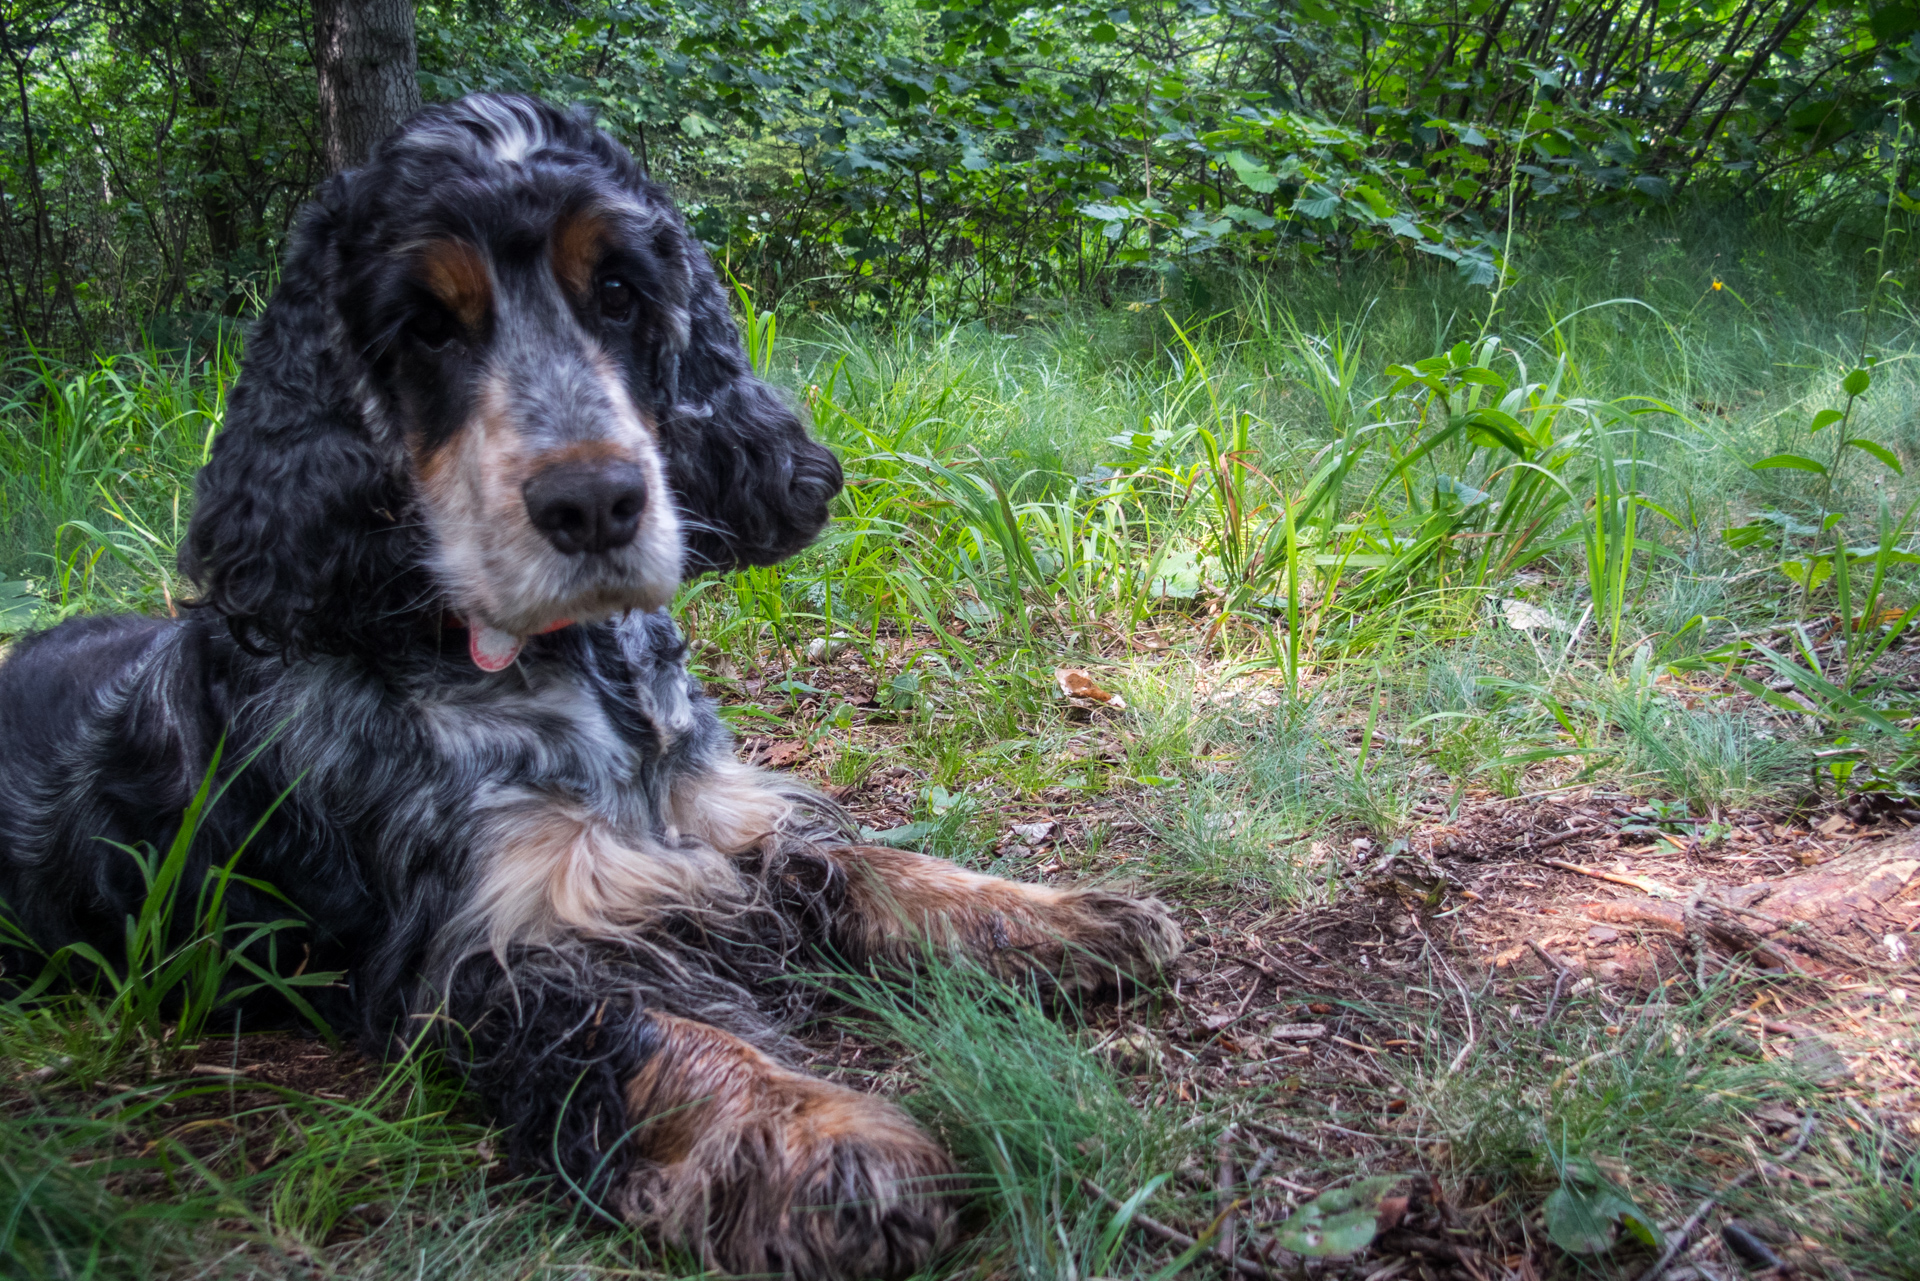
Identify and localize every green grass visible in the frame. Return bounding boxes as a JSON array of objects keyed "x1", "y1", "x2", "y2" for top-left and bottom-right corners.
[
  {"x1": 4, "y1": 214, "x2": 1919, "y2": 1277},
  {"x1": 1390, "y1": 970, "x2": 1916, "y2": 1276}
]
